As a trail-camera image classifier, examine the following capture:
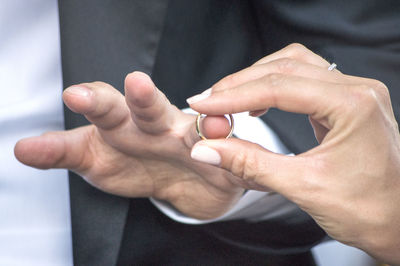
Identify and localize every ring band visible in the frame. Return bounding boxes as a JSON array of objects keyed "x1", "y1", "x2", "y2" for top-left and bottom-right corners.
[
  {"x1": 196, "y1": 114, "x2": 234, "y2": 140},
  {"x1": 328, "y1": 63, "x2": 337, "y2": 71}
]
